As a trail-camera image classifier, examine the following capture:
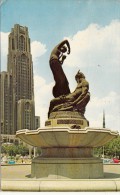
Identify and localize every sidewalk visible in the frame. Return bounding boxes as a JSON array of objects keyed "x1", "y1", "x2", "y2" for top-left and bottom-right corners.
[
  {"x1": 1, "y1": 164, "x2": 120, "y2": 191},
  {"x1": 1, "y1": 164, "x2": 120, "y2": 179}
]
